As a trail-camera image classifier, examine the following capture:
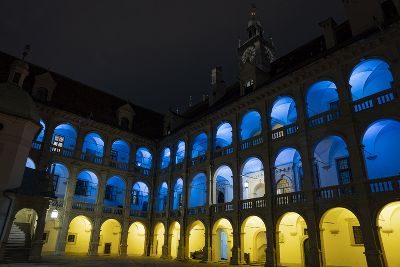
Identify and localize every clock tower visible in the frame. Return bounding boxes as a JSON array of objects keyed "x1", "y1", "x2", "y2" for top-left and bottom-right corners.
[{"x1": 238, "y1": 5, "x2": 275, "y2": 95}]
